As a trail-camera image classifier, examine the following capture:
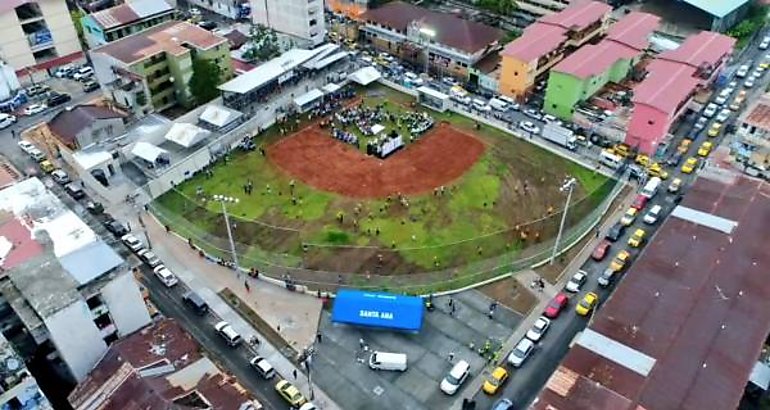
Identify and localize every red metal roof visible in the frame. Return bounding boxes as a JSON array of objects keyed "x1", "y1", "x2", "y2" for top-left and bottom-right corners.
[
  {"x1": 606, "y1": 11, "x2": 660, "y2": 51},
  {"x1": 659, "y1": 31, "x2": 736, "y2": 69},
  {"x1": 552, "y1": 41, "x2": 638, "y2": 79},
  {"x1": 501, "y1": 23, "x2": 567, "y2": 62},
  {"x1": 632, "y1": 58, "x2": 699, "y2": 115},
  {"x1": 743, "y1": 95, "x2": 770, "y2": 130},
  {"x1": 0, "y1": 217, "x2": 43, "y2": 273},
  {"x1": 539, "y1": 0, "x2": 611, "y2": 31},
  {"x1": 535, "y1": 174, "x2": 770, "y2": 410}
]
